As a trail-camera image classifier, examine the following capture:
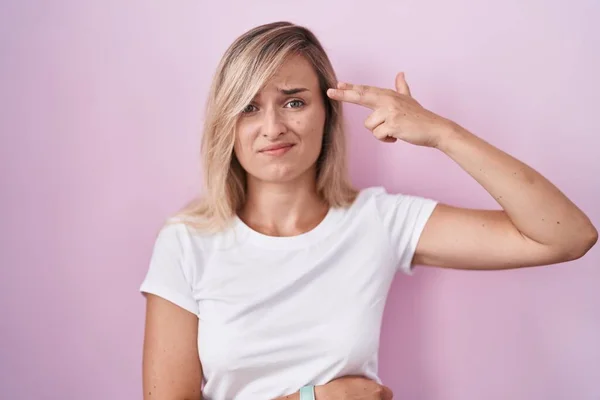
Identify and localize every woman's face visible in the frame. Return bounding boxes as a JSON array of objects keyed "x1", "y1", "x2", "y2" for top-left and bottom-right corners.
[{"x1": 234, "y1": 55, "x2": 327, "y2": 185}]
